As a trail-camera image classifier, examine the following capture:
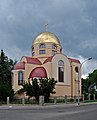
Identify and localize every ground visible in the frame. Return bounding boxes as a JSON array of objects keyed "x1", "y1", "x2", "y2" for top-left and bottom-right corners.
[{"x1": 0, "y1": 103, "x2": 97, "y2": 120}]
